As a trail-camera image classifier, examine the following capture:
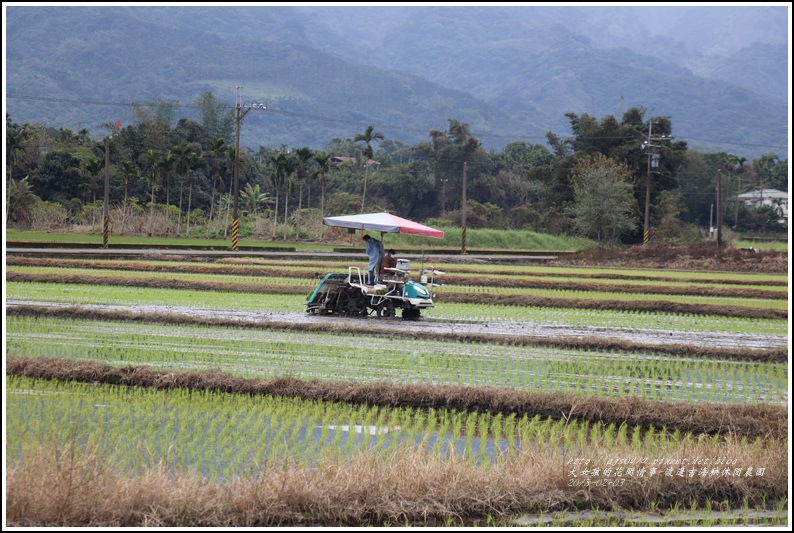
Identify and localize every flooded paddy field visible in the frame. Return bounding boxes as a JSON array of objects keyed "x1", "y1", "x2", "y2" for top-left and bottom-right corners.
[{"x1": 5, "y1": 254, "x2": 789, "y2": 526}]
